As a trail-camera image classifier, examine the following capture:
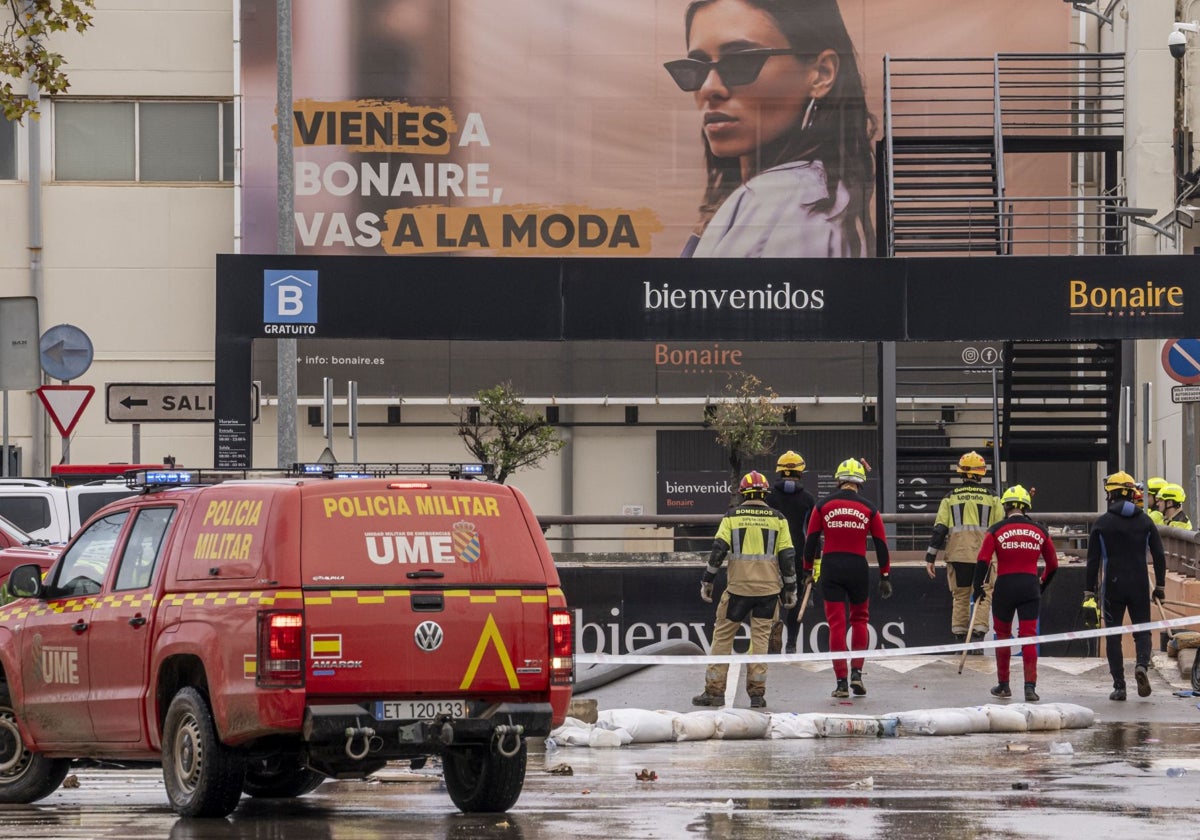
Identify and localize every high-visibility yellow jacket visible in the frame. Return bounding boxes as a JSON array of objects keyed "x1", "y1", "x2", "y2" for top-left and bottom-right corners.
[
  {"x1": 703, "y1": 500, "x2": 797, "y2": 597},
  {"x1": 927, "y1": 483, "x2": 1004, "y2": 564}
]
